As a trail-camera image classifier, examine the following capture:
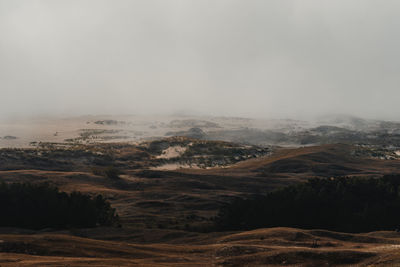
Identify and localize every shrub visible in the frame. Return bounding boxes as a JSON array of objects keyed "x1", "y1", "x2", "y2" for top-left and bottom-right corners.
[
  {"x1": 92, "y1": 166, "x2": 121, "y2": 179},
  {"x1": 104, "y1": 166, "x2": 121, "y2": 179}
]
